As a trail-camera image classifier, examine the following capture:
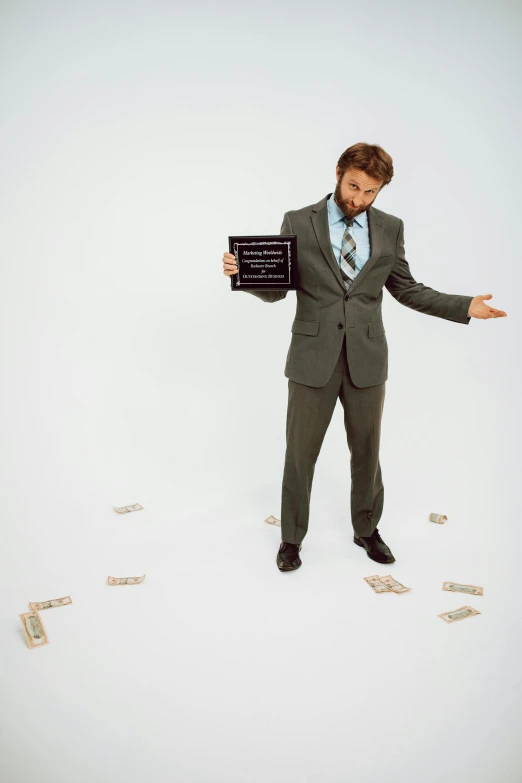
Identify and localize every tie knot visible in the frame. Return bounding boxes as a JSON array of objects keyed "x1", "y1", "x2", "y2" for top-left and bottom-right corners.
[{"x1": 343, "y1": 216, "x2": 354, "y2": 228}]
